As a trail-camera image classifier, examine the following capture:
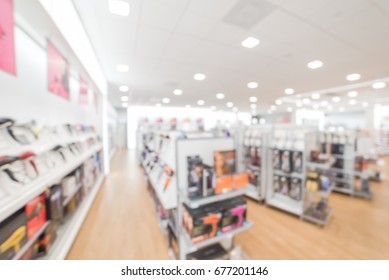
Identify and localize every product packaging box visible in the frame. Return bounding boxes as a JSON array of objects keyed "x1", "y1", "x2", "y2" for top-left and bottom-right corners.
[
  {"x1": 0, "y1": 209, "x2": 28, "y2": 260},
  {"x1": 25, "y1": 193, "x2": 47, "y2": 240}
]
